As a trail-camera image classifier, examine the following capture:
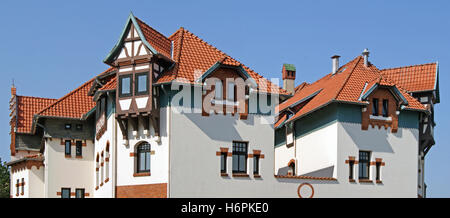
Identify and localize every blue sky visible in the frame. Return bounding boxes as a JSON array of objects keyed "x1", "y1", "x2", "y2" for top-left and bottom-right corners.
[{"x1": 0, "y1": 0, "x2": 448, "y2": 197}]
